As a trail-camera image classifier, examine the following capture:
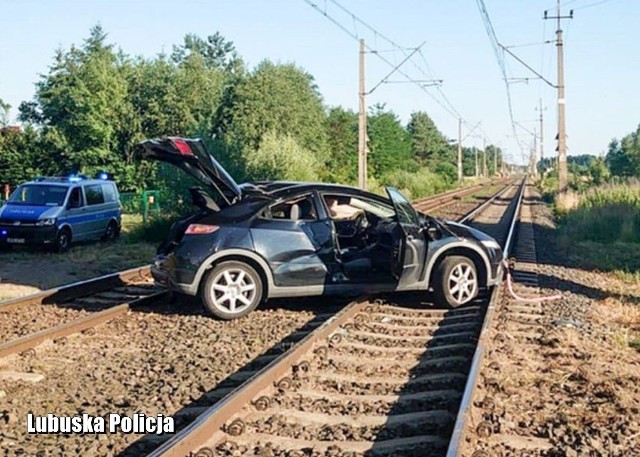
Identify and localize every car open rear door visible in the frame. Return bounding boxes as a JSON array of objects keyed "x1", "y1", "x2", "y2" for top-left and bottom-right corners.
[
  {"x1": 137, "y1": 137, "x2": 242, "y2": 207},
  {"x1": 386, "y1": 187, "x2": 428, "y2": 290}
]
